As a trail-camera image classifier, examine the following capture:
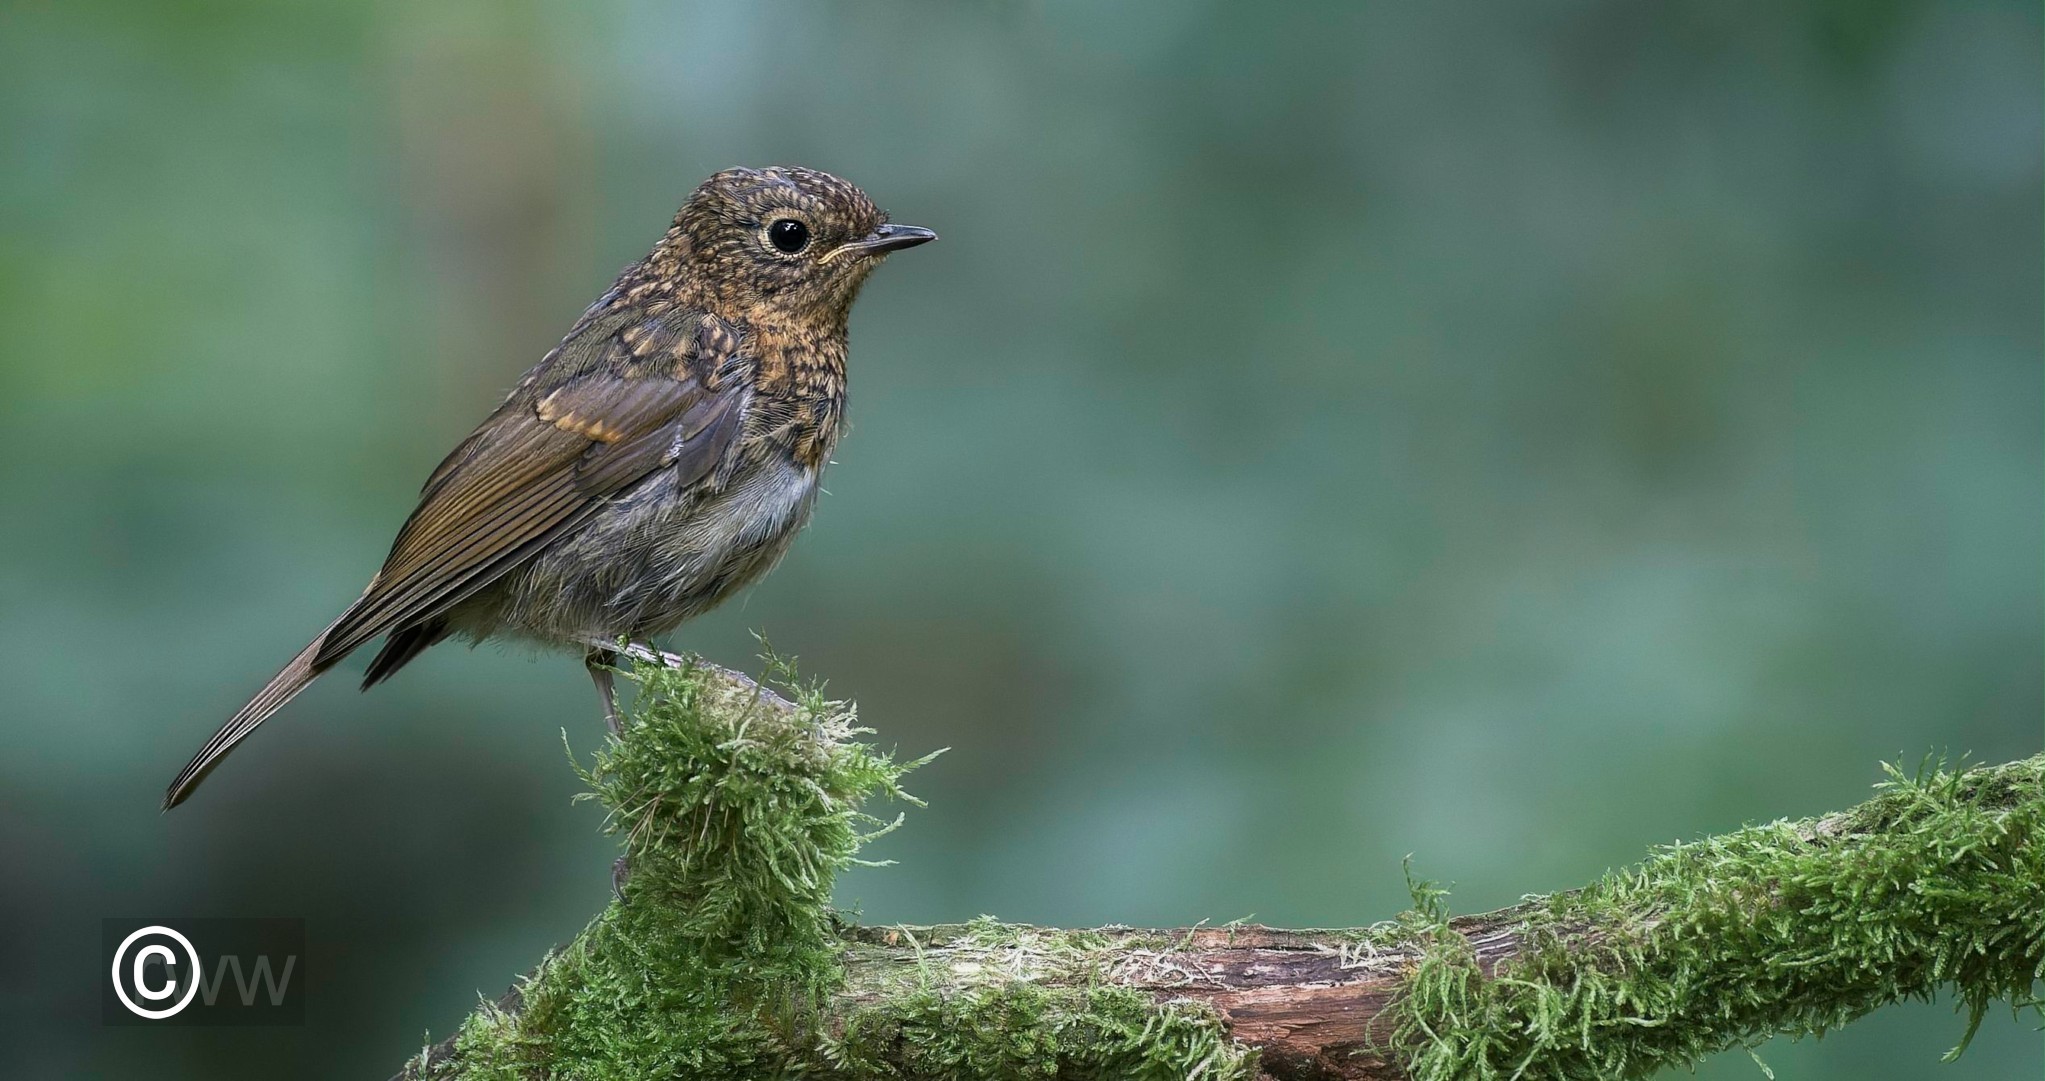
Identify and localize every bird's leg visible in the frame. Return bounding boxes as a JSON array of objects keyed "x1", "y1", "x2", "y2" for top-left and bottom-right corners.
[
  {"x1": 584, "y1": 648, "x2": 622, "y2": 736},
  {"x1": 584, "y1": 645, "x2": 633, "y2": 901},
  {"x1": 611, "y1": 855, "x2": 631, "y2": 905}
]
